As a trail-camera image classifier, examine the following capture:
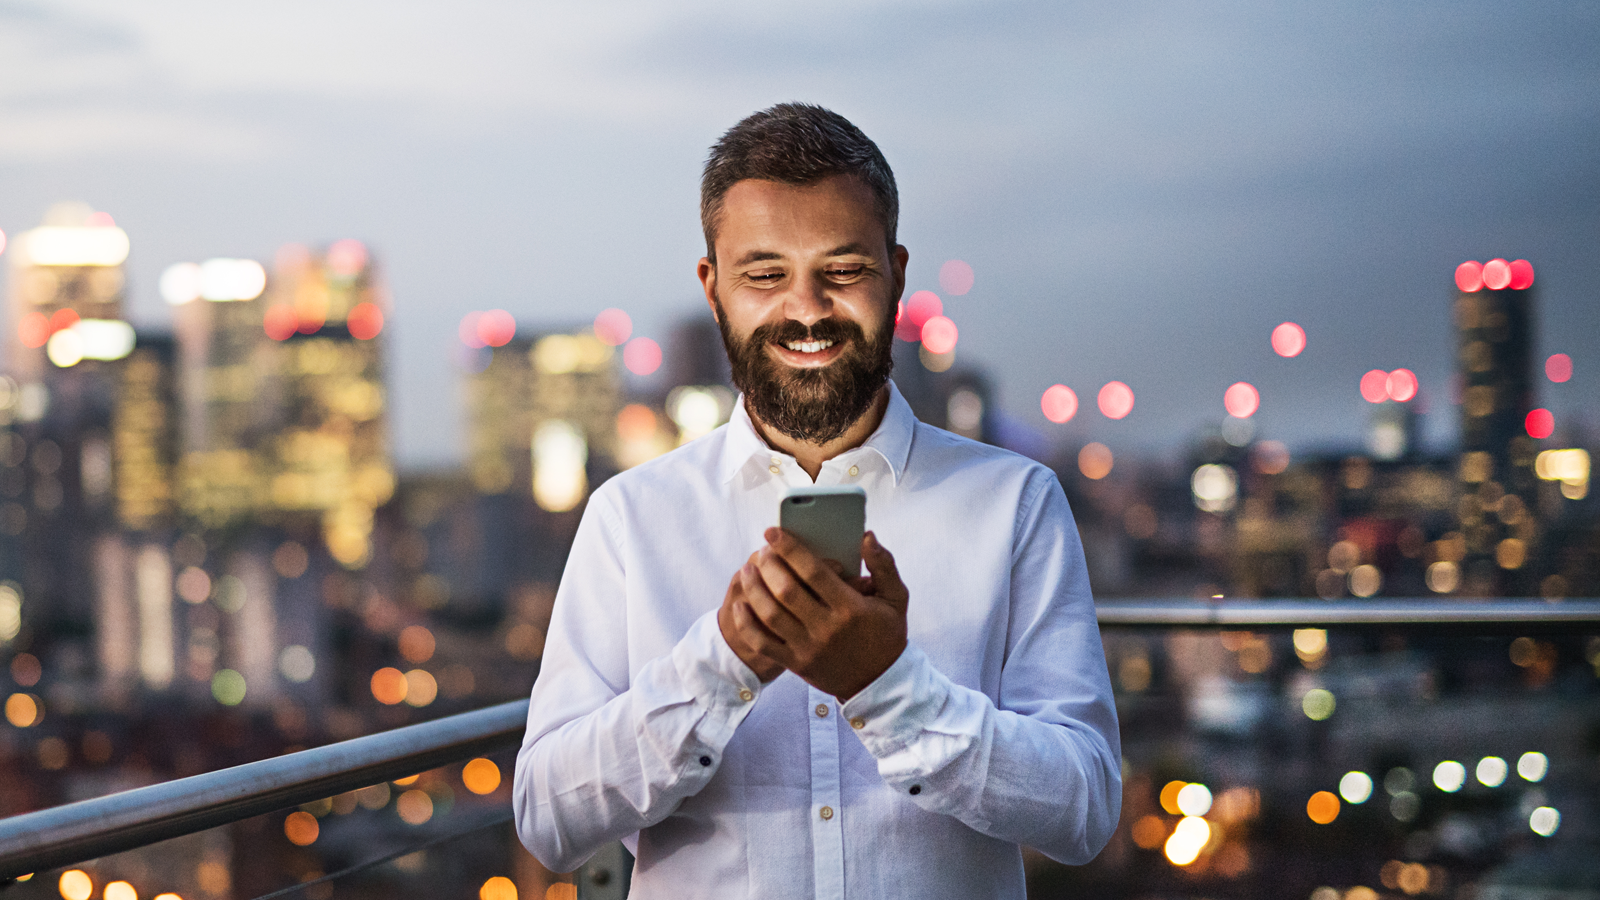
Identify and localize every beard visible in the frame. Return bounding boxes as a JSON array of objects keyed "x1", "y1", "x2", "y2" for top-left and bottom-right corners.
[{"x1": 714, "y1": 293, "x2": 896, "y2": 444}]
